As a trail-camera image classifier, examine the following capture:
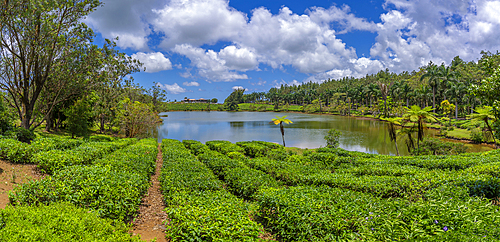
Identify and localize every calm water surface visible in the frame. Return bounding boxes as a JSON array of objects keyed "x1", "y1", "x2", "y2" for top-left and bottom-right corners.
[{"x1": 157, "y1": 111, "x2": 491, "y2": 156}]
